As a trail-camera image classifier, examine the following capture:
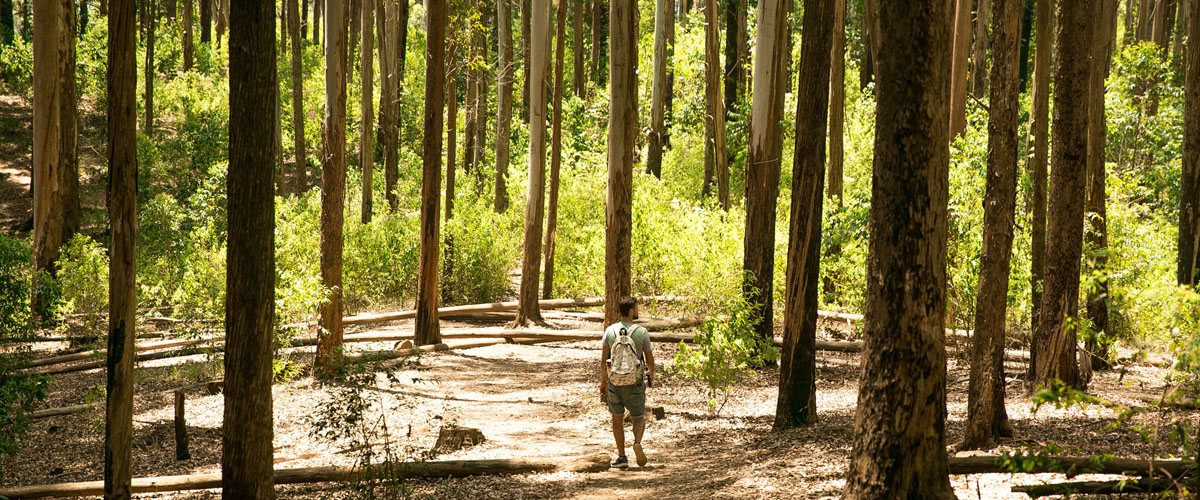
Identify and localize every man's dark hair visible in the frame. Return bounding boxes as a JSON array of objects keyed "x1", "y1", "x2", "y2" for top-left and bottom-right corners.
[{"x1": 618, "y1": 296, "x2": 637, "y2": 316}]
